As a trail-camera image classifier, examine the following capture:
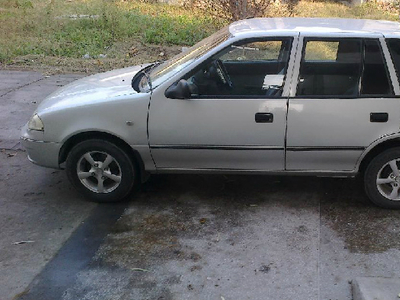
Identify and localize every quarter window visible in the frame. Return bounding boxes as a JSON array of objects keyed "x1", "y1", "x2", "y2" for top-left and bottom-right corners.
[
  {"x1": 361, "y1": 40, "x2": 392, "y2": 95},
  {"x1": 296, "y1": 38, "x2": 393, "y2": 97}
]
